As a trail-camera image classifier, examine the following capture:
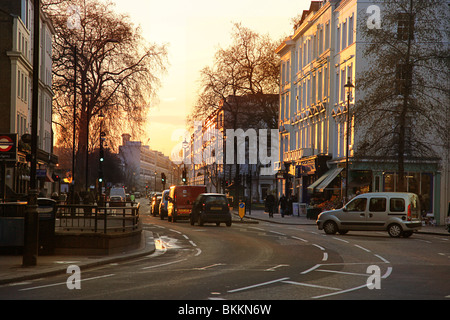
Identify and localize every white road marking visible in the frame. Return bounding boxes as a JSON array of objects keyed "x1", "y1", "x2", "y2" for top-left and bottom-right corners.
[
  {"x1": 228, "y1": 277, "x2": 290, "y2": 293},
  {"x1": 142, "y1": 259, "x2": 187, "y2": 270},
  {"x1": 354, "y1": 244, "x2": 371, "y2": 252},
  {"x1": 281, "y1": 280, "x2": 341, "y2": 291},
  {"x1": 265, "y1": 264, "x2": 289, "y2": 272},
  {"x1": 312, "y1": 283, "x2": 368, "y2": 299},
  {"x1": 291, "y1": 236, "x2": 308, "y2": 242},
  {"x1": 312, "y1": 244, "x2": 325, "y2": 251},
  {"x1": 19, "y1": 274, "x2": 115, "y2": 291}
]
